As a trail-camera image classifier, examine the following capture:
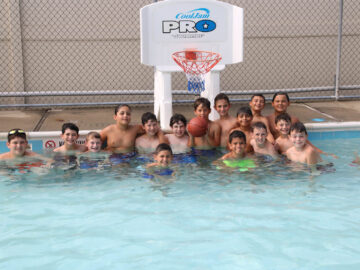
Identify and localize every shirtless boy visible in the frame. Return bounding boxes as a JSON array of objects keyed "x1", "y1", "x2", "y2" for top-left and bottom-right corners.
[
  {"x1": 249, "y1": 94, "x2": 274, "y2": 143},
  {"x1": 165, "y1": 114, "x2": 189, "y2": 154},
  {"x1": 135, "y1": 112, "x2": 169, "y2": 154},
  {"x1": 220, "y1": 130, "x2": 248, "y2": 160},
  {"x1": 213, "y1": 93, "x2": 237, "y2": 147},
  {"x1": 250, "y1": 122, "x2": 278, "y2": 157},
  {"x1": 274, "y1": 113, "x2": 293, "y2": 154},
  {"x1": 229, "y1": 106, "x2": 254, "y2": 153},
  {"x1": 286, "y1": 122, "x2": 321, "y2": 165},
  {"x1": 188, "y1": 97, "x2": 221, "y2": 149},
  {"x1": 100, "y1": 104, "x2": 144, "y2": 153},
  {"x1": 267, "y1": 92, "x2": 299, "y2": 139},
  {"x1": 54, "y1": 123, "x2": 87, "y2": 153},
  {"x1": 85, "y1": 131, "x2": 102, "y2": 153},
  {"x1": 0, "y1": 129, "x2": 37, "y2": 159}
]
